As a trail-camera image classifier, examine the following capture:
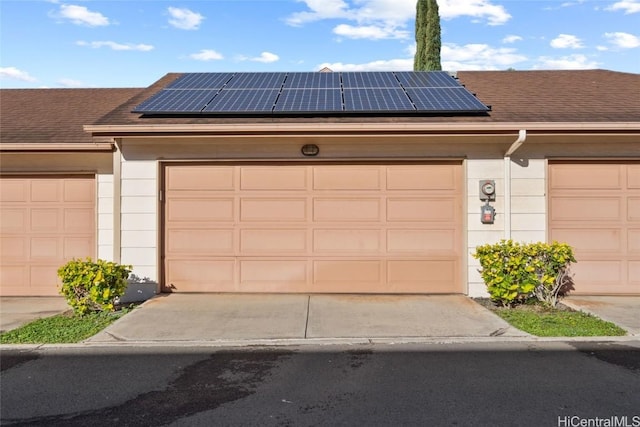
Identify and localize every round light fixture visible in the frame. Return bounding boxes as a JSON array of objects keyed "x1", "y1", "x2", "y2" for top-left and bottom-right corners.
[{"x1": 301, "y1": 144, "x2": 320, "y2": 157}]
